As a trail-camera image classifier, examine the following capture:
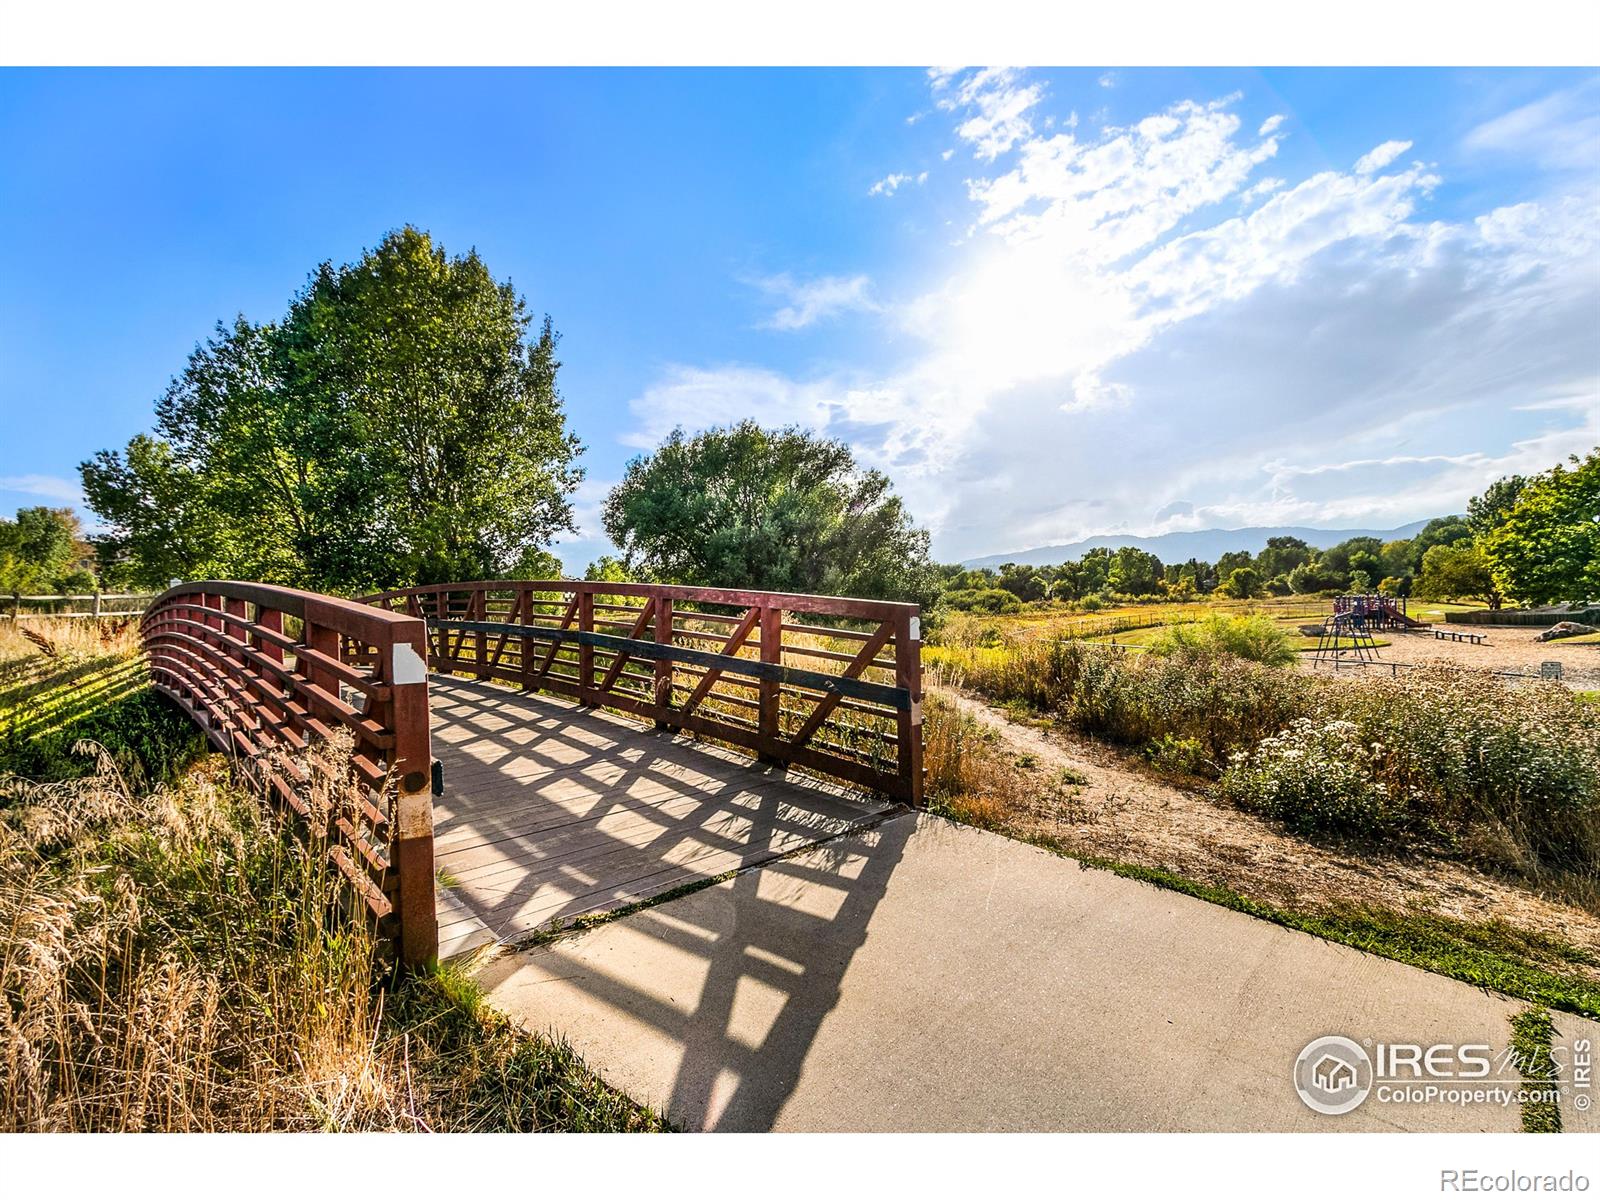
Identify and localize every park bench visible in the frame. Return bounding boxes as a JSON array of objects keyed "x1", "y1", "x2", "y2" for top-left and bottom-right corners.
[{"x1": 1434, "y1": 629, "x2": 1487, "y2": 645}]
